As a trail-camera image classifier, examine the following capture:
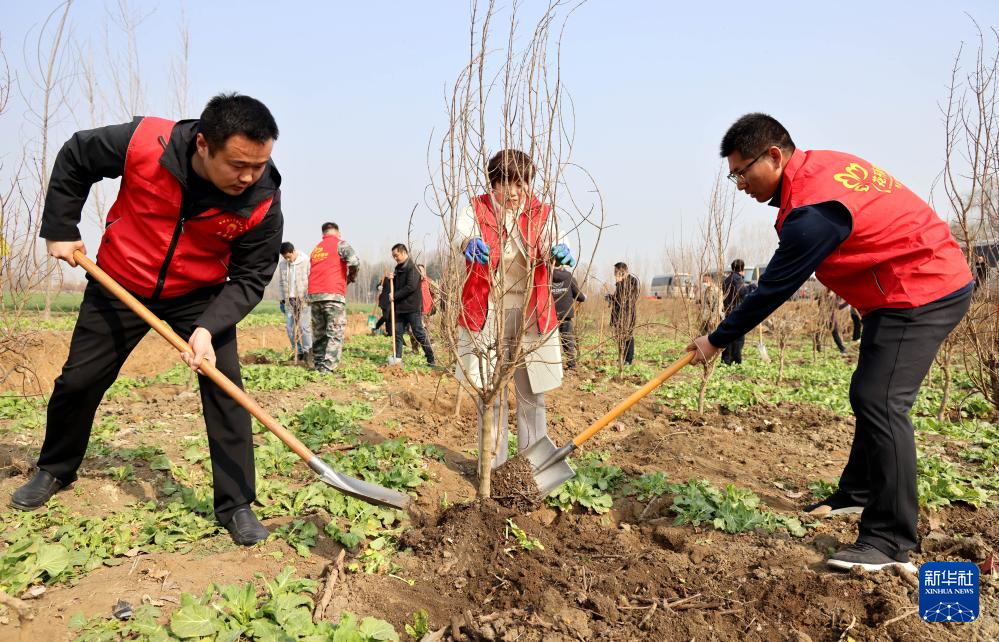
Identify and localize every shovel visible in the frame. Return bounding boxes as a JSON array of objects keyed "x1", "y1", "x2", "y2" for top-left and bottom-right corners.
[
  {"x1": 387, "y1": 276, "x2": 402, "y2": 366},
  {"x1": 521, "y1": 352, "x2": 695, "y2": 496},
  {"x1": 757, "y1": 326, "x2": 770, "y2": 363},
  {"x1": 73, "y1": 251, "x2": 410, "y2": 511}
]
